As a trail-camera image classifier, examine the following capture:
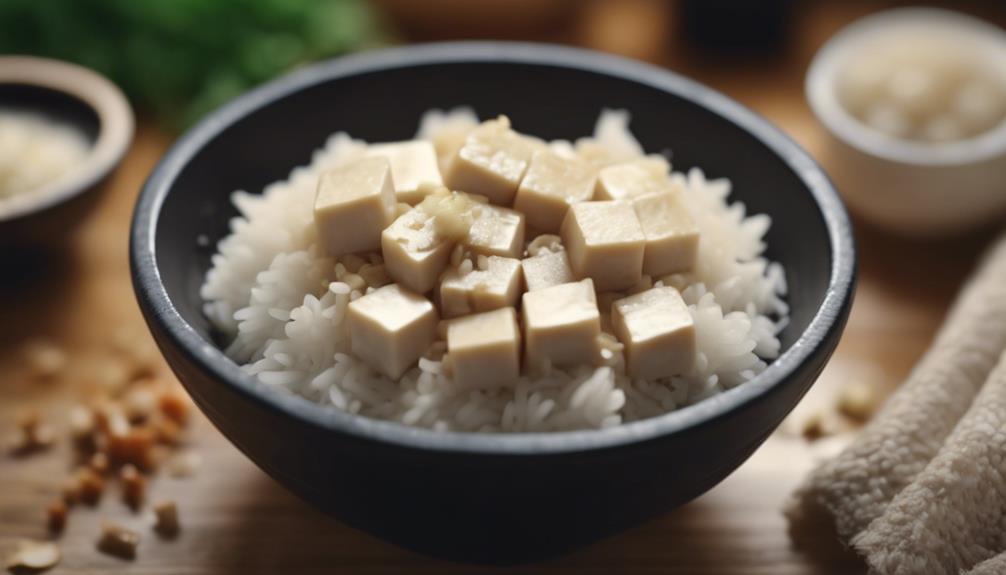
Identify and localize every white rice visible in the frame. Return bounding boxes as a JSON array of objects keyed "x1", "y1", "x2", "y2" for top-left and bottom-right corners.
[
  {"x1": 0, "y1": 108, "x2": 90, "y2": 202},
  {"x1": 200, "y1": 108, "x2": 788, "y2": 433}
]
